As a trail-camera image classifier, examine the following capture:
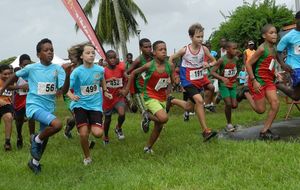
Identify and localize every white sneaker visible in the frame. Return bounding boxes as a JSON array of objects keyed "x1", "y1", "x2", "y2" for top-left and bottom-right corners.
[
  {"x1": 115, "y1": 128, "x2": 125, "y2": 140},
  {"x1": 143, "y1": 147, "x2": 154, "y2": 154},
  {"x1": 225, "y1": 124, "x2": 235, "y2": 132},
  {"x1": 83, "y1": 157, "x2": 92, "y2": 165}
]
